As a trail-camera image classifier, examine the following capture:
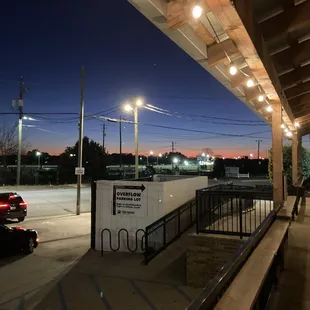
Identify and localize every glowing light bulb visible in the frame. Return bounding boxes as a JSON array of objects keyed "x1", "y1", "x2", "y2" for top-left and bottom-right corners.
[
  {"x1": 258, "y1": 95, "x2": 264, "y2": 102},
  {"x1": 266, "y1": 105, "x2": 272, "y2": 112},
  {"x1": 281, "y1": 124, "x2": 285, "y2": 129},
  {"x1": 294, "y1": 121, "x2": 300, "y2": 128},
  {"x1": 229, "y1": 65, "x2": 237, "y2": 76},
  {"x1": 192, "y1": 5, "x2": 203, "y2": 18},
  {"x1": 247, "y1": 79, "x2": 254, "y2": 87}
]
